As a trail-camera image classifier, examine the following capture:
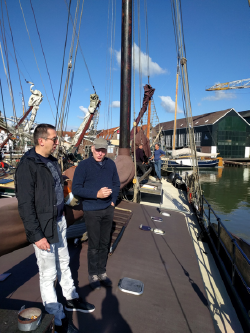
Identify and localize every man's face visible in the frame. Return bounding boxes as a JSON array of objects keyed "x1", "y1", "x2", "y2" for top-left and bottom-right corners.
[
  {"x1": 92, "y1": 146, "x2": 107, "y2": 162},
  {"x1": 155, "y1": 144, "x2": 159, "y2": 150},
  {"x1": 139, "y1": 145, "x2": 143, "y2": 149},
  {"x1": 39, "y1": 129, "x2": 59, "y2": 156}
]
